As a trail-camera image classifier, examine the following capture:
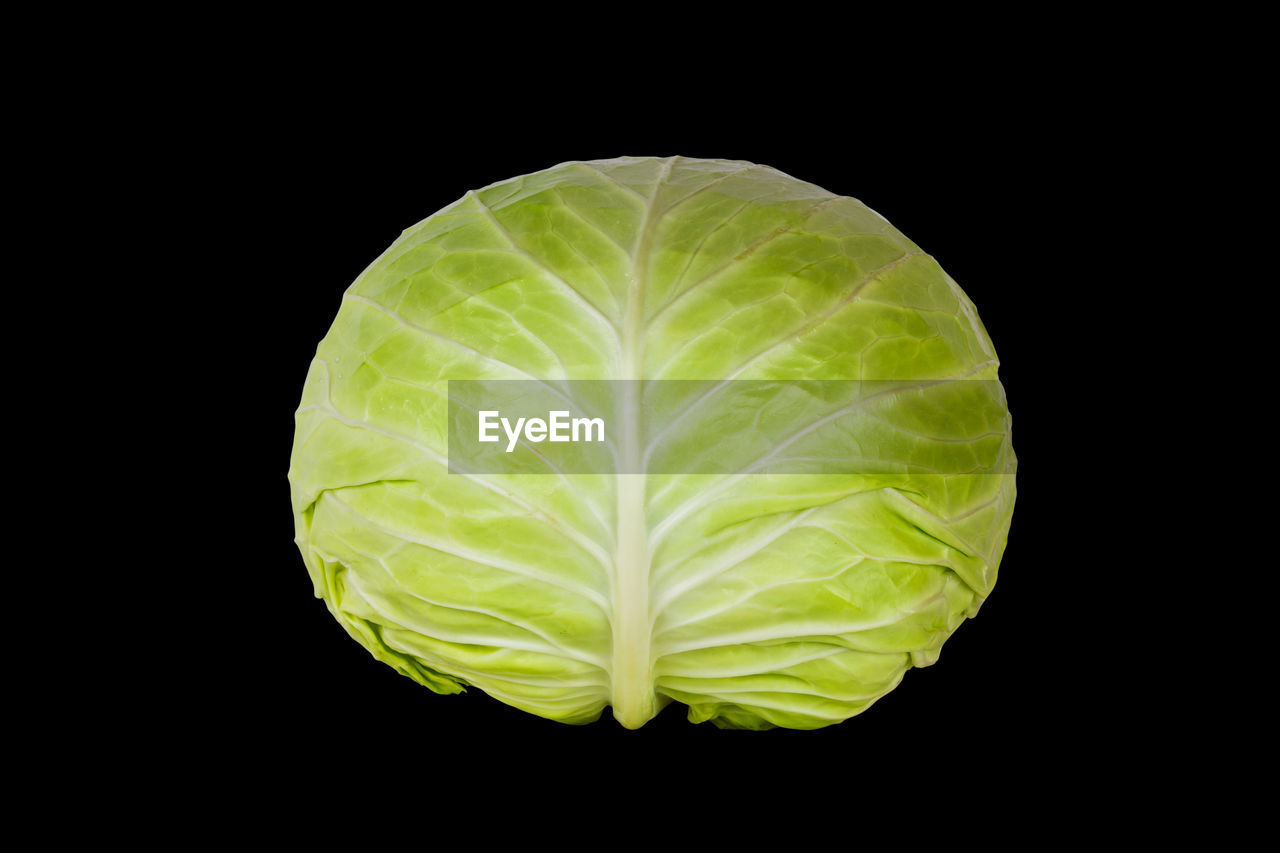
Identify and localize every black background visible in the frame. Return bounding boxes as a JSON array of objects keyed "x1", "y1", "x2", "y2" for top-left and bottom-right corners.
[{"x1": 194, "y1": 97, "x2": 1128, "y2": 787}]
